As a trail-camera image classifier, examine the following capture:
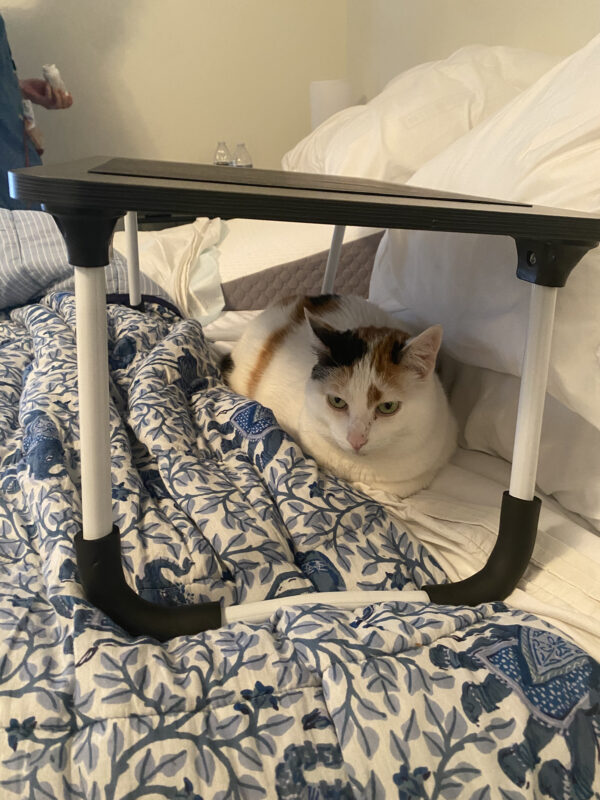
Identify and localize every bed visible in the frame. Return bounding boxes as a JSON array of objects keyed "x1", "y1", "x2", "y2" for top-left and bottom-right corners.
[{"x1": 2, "y1": 41, "x2": 600, "y2": 799}]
